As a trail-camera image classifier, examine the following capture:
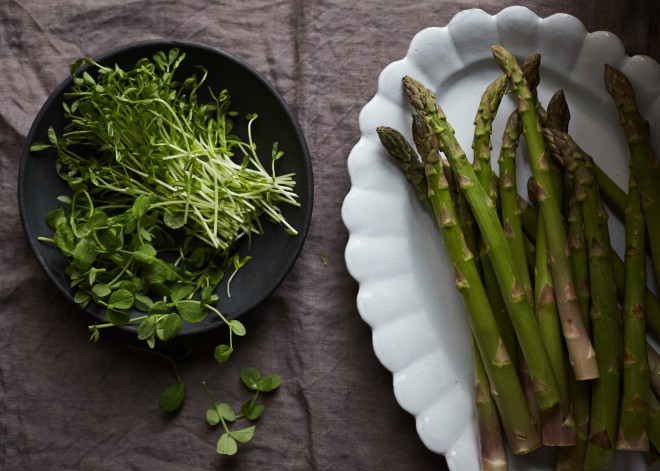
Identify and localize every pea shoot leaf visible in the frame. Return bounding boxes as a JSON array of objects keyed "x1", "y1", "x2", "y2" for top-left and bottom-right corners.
[
  {"x1": 240, "y1": 401, "x2": 265, "y2": 421},
  {"x1": 240, "y1": 368, "x2": 261, "y2": 391},
  {"x1": 137, "y1": 315, "x2": 158, "y2": 340},
  {"x1": 156, "y1": 313, "x2": 182, "y2": 341},
  {"x1": 214, "y1": 344, "x2": 232, "y2": 364},
  {"x1": 108, "y1": 289, "x2": 135, "y2": 310},
  {"x1": 175, "y1": 300, "x2": 207, "y2": 323},
  {"x1": 229, "y1": 426, "x2": 255, "y2": 443},
  {"x1": 257, "y1": 374, "x2": 282, "y2": 393},
  {"x1": 228, "y1": 320, "x2": 246, "y2": 336},
  {"x1": 159, "y1": 382, "x2": 185, "y2": 413},
  {"x1": 106, "y1": 308, "x2": 130, "y2": 326},
  {"x1": 216, "y1": 433, "x2": 237, "y2": 456}
]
